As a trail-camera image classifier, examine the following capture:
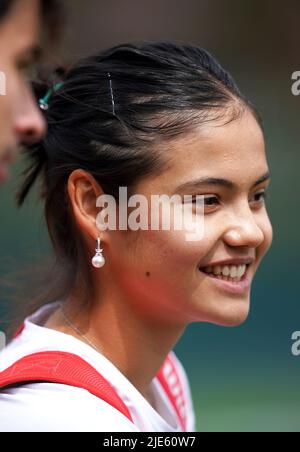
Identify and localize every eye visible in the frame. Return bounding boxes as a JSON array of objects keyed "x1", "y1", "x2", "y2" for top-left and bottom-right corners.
[
  {"x1": 250, "y1": 190, "x2": 268, "y2": 205},
  {"x1": 203, "y1": 195, "x2": 219, "y2": 206},
  {"x1": 191, "y1": 195, "x2": 220, "y2": 207}
]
